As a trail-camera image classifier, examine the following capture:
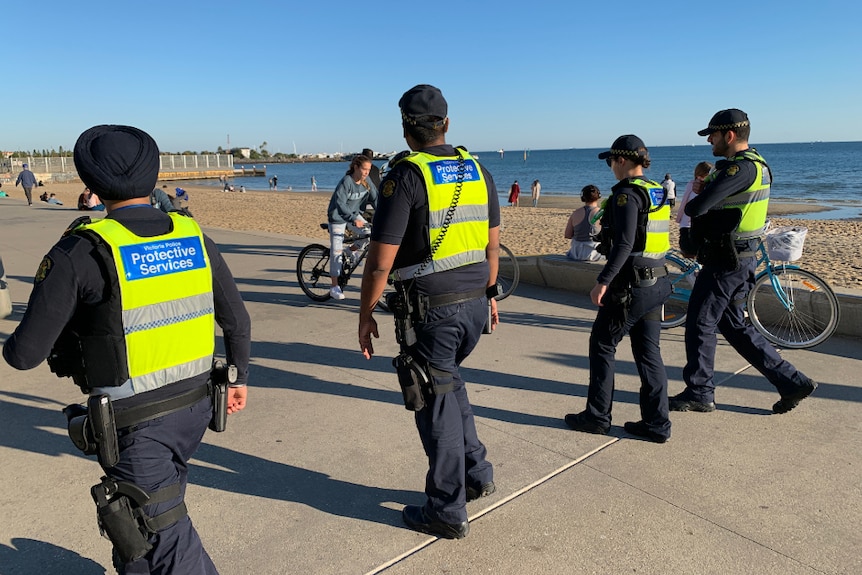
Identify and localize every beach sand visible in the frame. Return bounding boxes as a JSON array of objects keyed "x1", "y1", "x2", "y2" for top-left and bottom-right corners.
[{"x1": 19, "y1": 182, "x2": 862, "y2": 291}]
